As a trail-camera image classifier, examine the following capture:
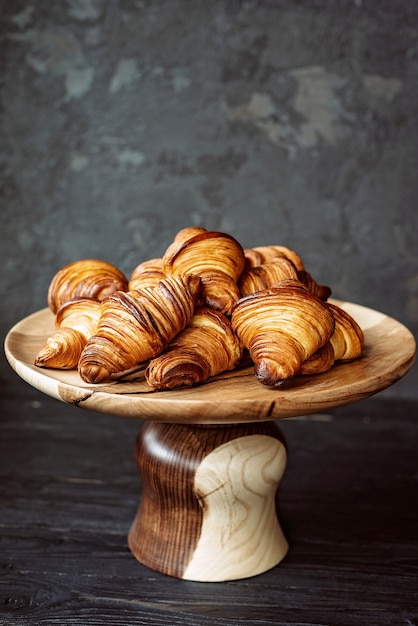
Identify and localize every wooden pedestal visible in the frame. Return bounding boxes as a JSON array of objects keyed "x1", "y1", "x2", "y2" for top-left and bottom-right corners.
[
  {"x1": 128, "y1": 421, "x2": 288, "y2": 581},
  {"x1": 4, "y1": 302, "x2": 416, "y2": 582}
]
